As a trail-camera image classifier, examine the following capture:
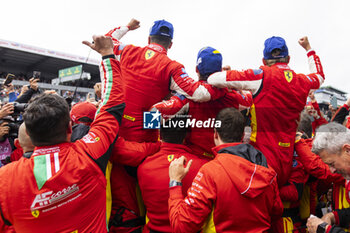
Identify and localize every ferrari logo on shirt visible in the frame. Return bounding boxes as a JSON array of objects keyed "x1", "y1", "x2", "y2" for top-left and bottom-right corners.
[
  {"x1": 145, "y1": 50, "x2": 155, "y2": 60},
  {"x1": 284, "y1": 70, "x2": 293, "y2": 83},
  {"x1": 167, "y1": 154, "x2": 174, "y2": 162},
  {"x1": 31, "y1": 210, "x2": 40, "y2": 218},
  {"x1": 70, "y1": 231, "x2": 78, "y2": 233}
]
